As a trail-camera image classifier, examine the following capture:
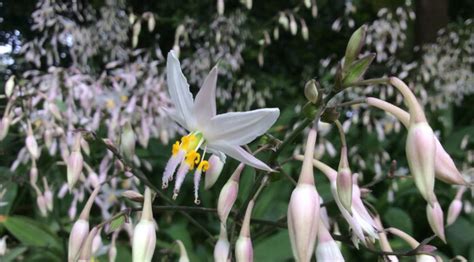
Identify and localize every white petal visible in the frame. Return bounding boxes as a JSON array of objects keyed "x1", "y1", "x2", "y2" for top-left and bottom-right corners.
[
  {"x1": 162, "y1": 107, "x2": 187, "y2": 129},
  {"x1": 194, "y1": 66, "x2": 218, "y2": 124},
  {"x1": 205, "y1": 108, "x2": 279, "y2": 145},
  {"x1": 208, "y1": 142, "x2": 273, "y2": 171},
  {"x1": 166, "y1": 51, "x2": 195, "y2": 129}
]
